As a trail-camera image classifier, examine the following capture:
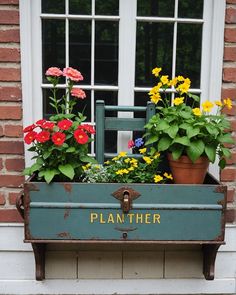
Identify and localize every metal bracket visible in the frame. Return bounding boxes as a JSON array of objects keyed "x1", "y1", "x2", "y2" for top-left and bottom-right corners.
[{"x1": 112, "y1": 187, "x2": 141, "y2": 213}]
